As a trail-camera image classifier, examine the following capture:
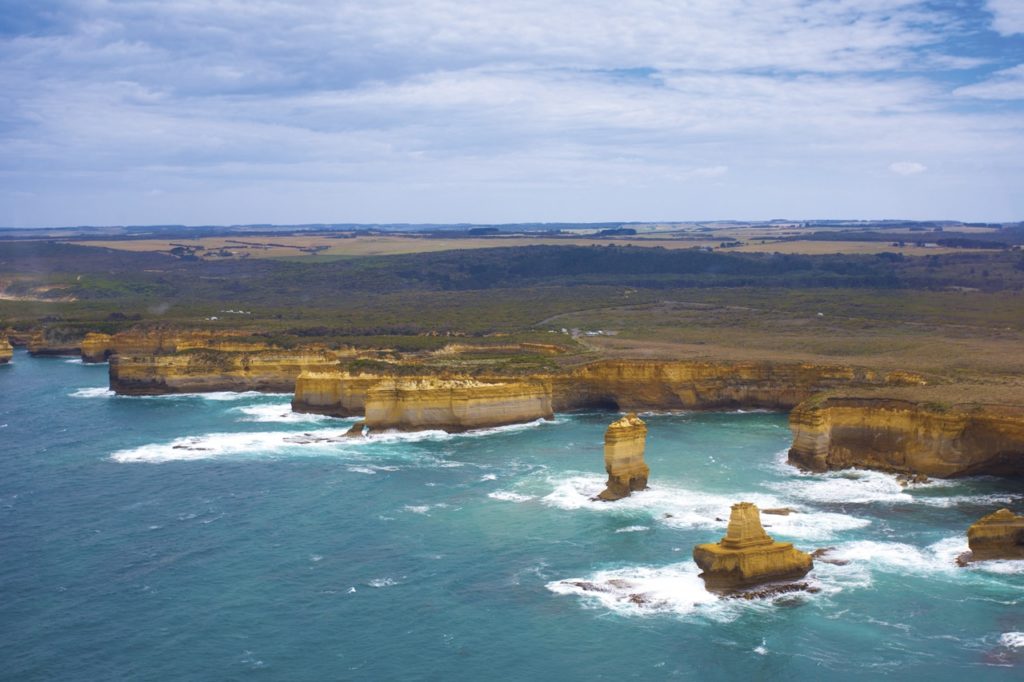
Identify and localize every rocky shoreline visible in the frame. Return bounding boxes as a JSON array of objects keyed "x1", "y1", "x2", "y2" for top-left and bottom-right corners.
[{"x1": 10, "y1": 324, "x2": 1022, "y2": 478}]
